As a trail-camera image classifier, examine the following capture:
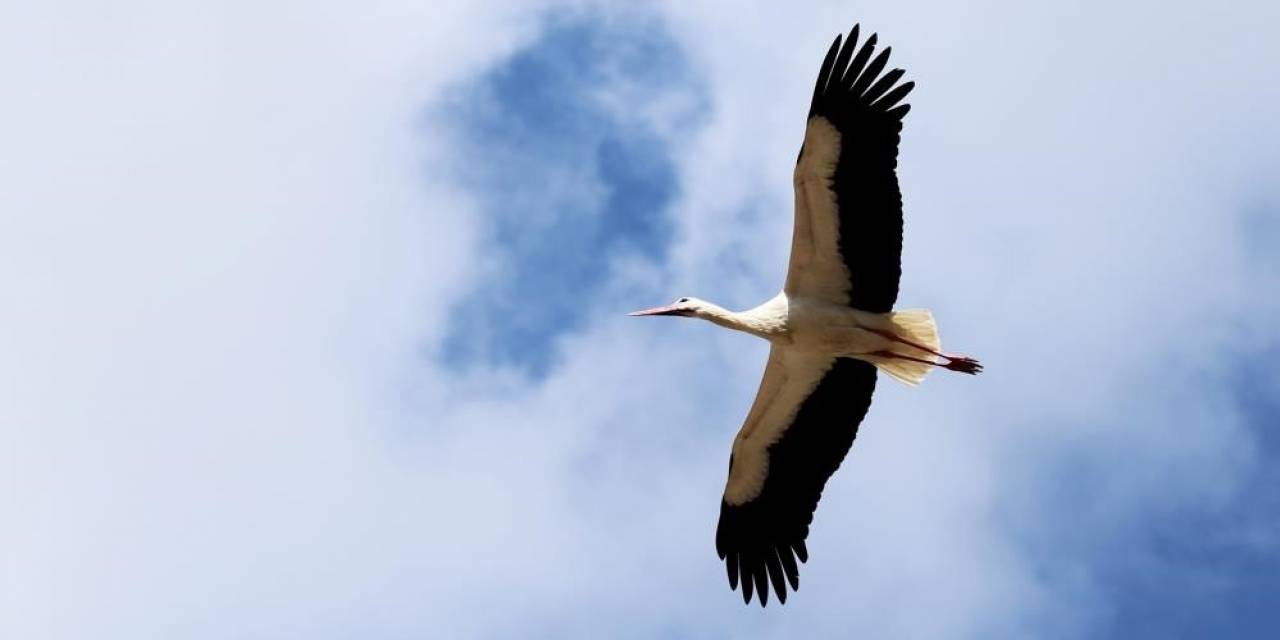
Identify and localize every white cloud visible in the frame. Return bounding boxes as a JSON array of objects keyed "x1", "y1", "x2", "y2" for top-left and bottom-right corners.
[
  {"x1": 2, "y1": 1, "x2": 1278, "y2": 639},
  {"x1": 0, "y1": 2, "x2": 553, "y2": 637}
]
